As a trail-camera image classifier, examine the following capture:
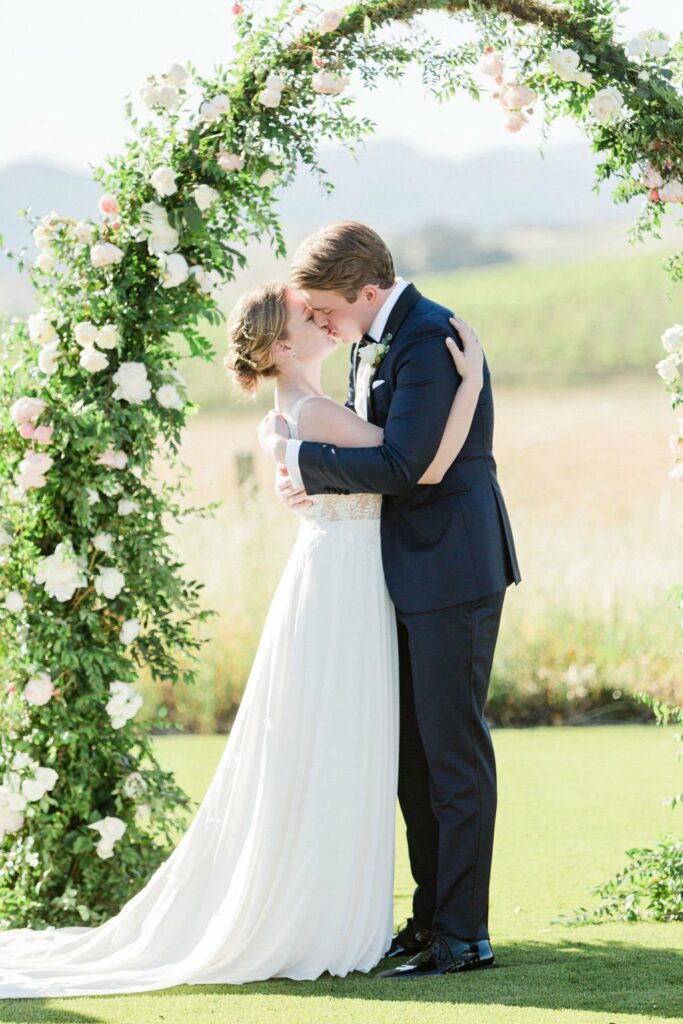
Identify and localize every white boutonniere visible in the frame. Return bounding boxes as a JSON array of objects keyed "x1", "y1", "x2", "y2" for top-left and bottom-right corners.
[{"x1": 359, "y1": 334, "x2": 392, "y2": 369}]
